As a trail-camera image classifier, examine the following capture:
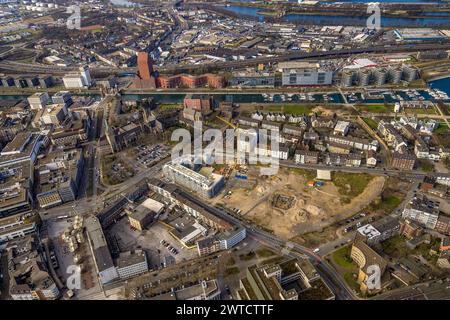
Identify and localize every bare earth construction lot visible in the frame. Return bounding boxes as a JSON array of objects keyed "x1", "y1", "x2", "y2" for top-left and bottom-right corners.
[{"x1": 215, "y1": 167, "x2": 385, "y2": 239}]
